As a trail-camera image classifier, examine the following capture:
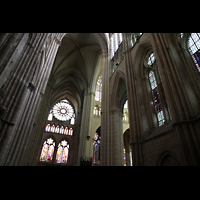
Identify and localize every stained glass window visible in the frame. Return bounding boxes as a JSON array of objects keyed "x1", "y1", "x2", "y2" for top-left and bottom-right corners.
[
  {"x1": 147, "y1": 53, "x2": 155, "y2": 66},
  {"x1": 110, "y1": 33, "x2": 123, "y2": 59},
  {"x1": 130, "y1": 148, "x2": 133, "y2": 166},
  {"x1": 69, "y1": 128, "x2": 73, "y2": 136},
  {"x1": 50, "y1": 125, "x2": 55, "y2": 132},
  {"x1": 124, "y1": 147, "x2": 126, "y2": 166},
  {"x1": 47, "y1": 110, "x2": 53, "y2": 121},
  {"x1": 40, "y1": 138, "x2": 55, "y2": 162},
  {"x1": 45, "y1": 124, "x2": 73, "y2": 136},
  {"x1": 93, "y1": 132, "x2": 101, "y2": 164},
  {"x1": 70, "y1": 117, "x2": 75, "y2": 125},
  {"x1": 52, "y1": 99, "x2": 75, "y2": 121},
  {"x1": 95, "y1": 76, "x2": 102, "y2": 102},
  {"x1": 124, "y1": 146, "x2": 133, "y2": 166},
  {"x1": 55, "y1": 125, "x2": 60, "y2": 133},
  {"x1": 56, "y1": 140, "x2": 69, "y2": 164},
  {"x1": 64, "y1": 127, "x2": 68, "y2": 135},
  {"x1": 60, "y1": 126, "x2": 64, "y2": 134},
  {"x1": 180, "y1": 33, "x2": 184, "y2": 38},
  {"x1": 149, "y1": 70, "x2": 165, "y2": 126},
  {"x1": 188, "y1": 33, "x2": 200, "y2": 72},
  {"x1": 45, "y1": 124, "x2": 51, "y2": 132}
]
